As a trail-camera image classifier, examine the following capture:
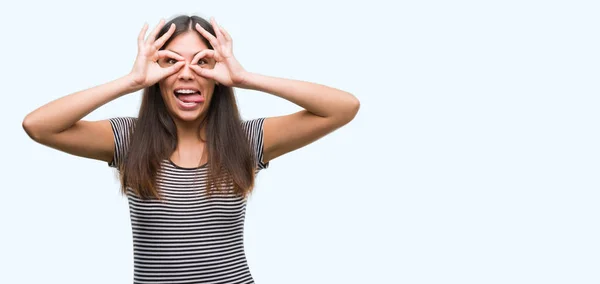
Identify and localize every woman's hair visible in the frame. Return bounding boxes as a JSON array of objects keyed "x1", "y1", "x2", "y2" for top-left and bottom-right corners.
[{"x1": 117, "y1": 15, "x2": 257, "y2": 200}]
